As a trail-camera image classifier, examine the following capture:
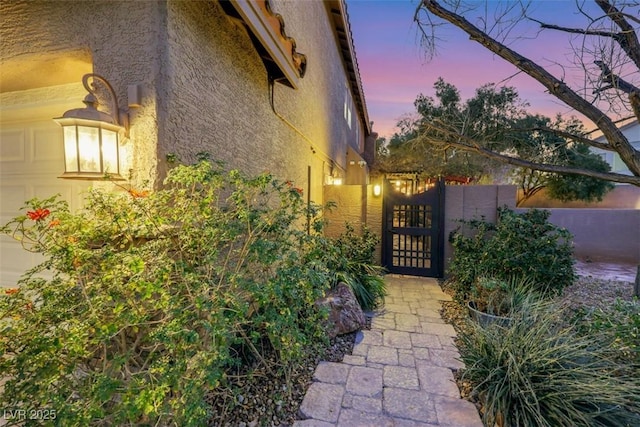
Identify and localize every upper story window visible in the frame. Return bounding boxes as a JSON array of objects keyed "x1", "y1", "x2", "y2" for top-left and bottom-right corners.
[{"x1": 344, "y1": 91, "x2": 352, "y2": 129}]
